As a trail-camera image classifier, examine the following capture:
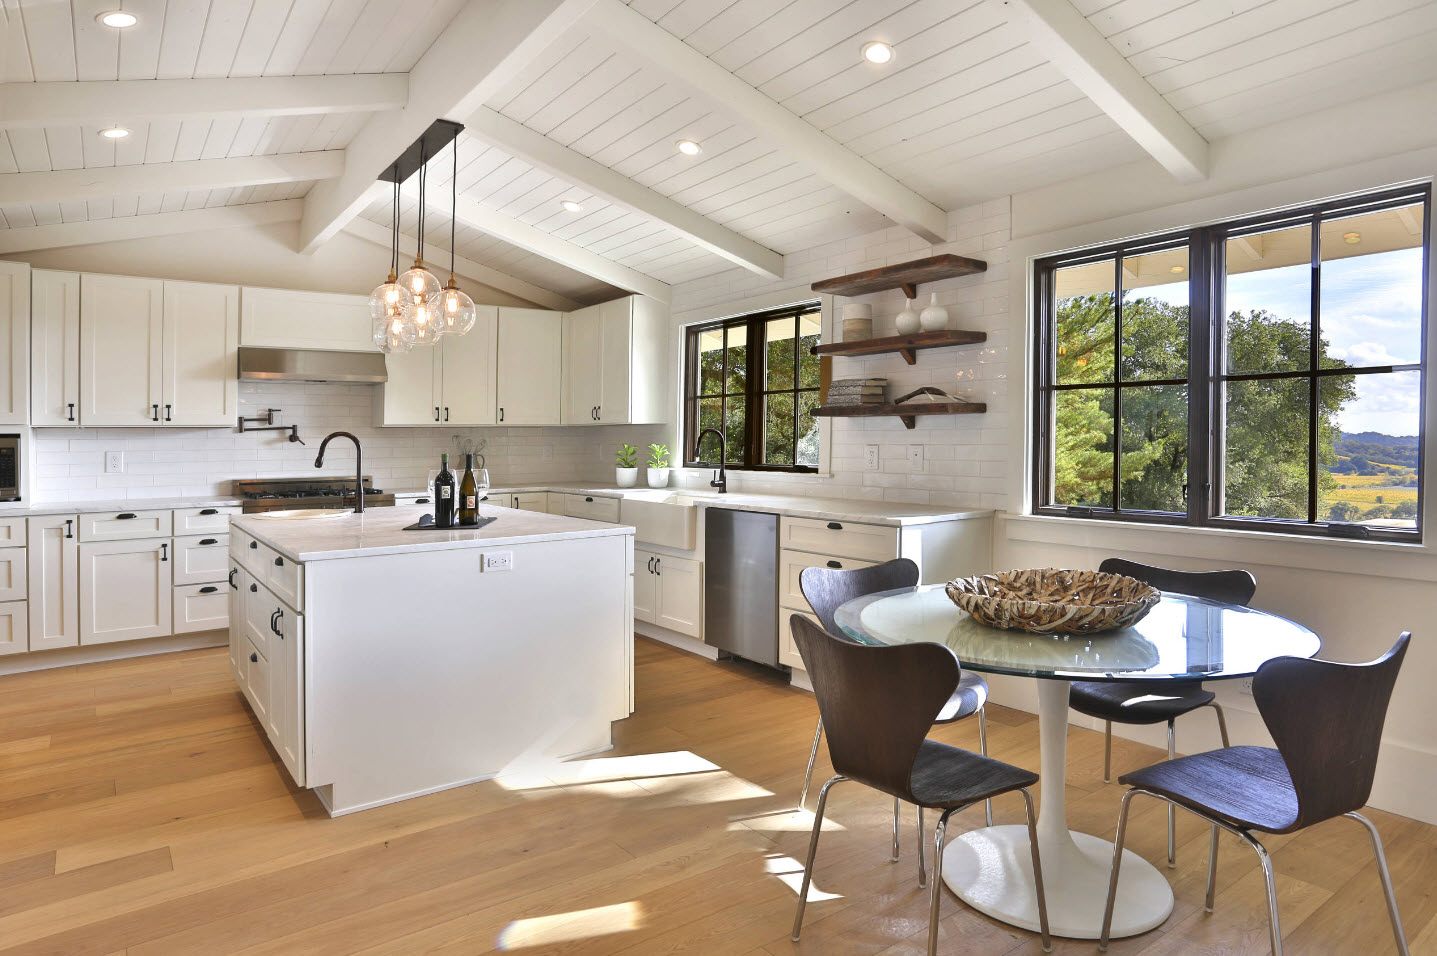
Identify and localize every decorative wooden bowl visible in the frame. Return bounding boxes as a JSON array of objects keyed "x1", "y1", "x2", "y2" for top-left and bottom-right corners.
[{"x1": 945, "y1": 568, "x2": 1161, "y2": 635}]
